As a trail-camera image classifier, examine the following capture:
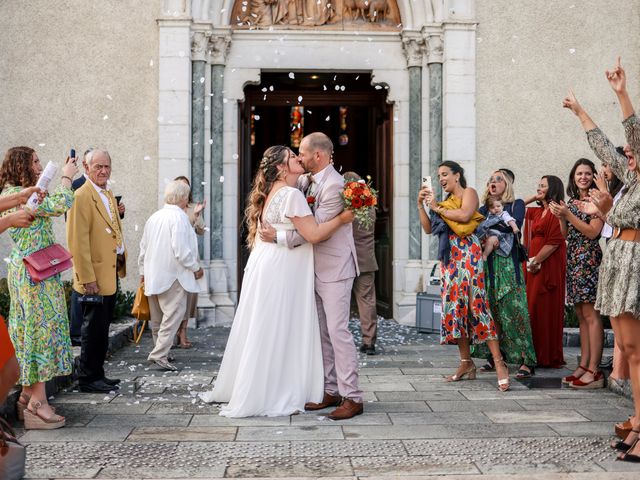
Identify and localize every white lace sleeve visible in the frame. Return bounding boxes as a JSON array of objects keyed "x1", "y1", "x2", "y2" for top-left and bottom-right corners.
[{"x1": 283, "y1": 188, "x2": 312, "y2": 218}]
